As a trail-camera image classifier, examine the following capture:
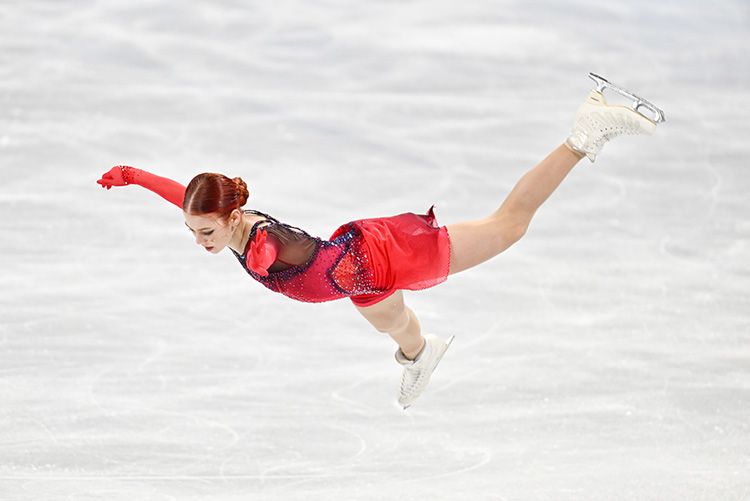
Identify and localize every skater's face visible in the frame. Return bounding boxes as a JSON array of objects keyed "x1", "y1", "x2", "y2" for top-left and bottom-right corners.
[{"x1": 184, "y1": 211, "x2": 239, "y2": 254}]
